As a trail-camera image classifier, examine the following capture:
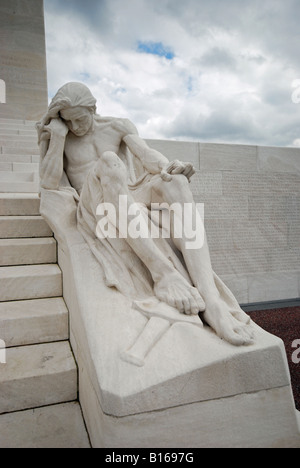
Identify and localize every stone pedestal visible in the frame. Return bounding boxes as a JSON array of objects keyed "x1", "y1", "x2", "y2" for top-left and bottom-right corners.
[{"x1": 0, "y1": 0, "x2": 48, "y2": 120}]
